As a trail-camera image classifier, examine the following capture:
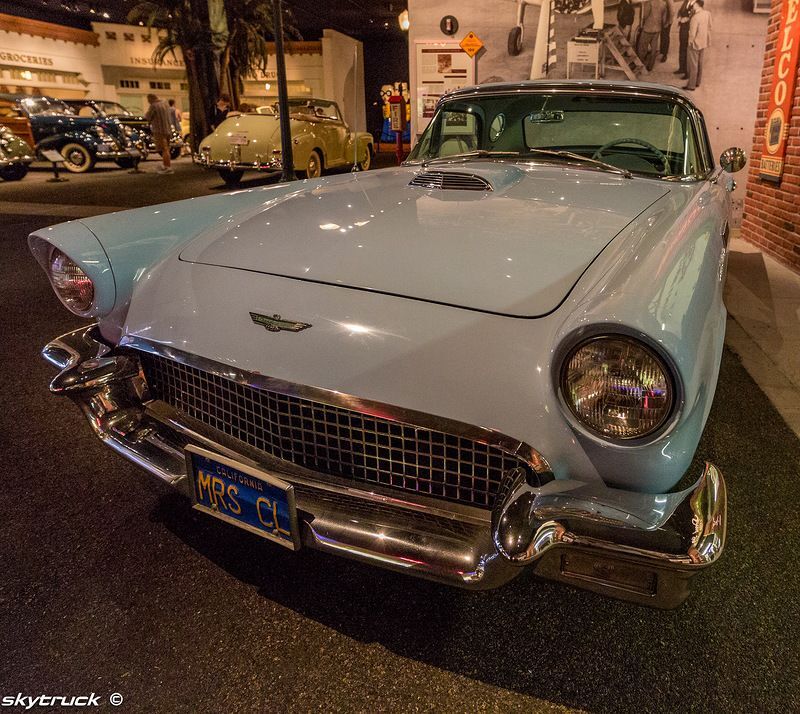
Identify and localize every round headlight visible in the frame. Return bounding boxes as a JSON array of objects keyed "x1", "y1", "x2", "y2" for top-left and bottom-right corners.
[
  {"x1": 49, "y1": 247, "x2": 94, "y2": 313},
  {"x1": 561, "y1": 335, "x2": 674, "y2": 440}
]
